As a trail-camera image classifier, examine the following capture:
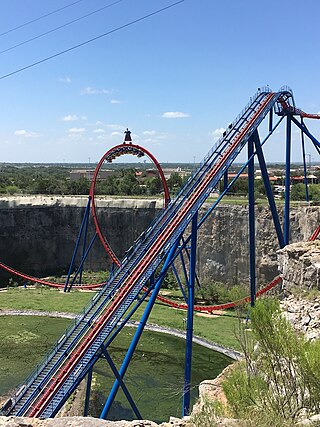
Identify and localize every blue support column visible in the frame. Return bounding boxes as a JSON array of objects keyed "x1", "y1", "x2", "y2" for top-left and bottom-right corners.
[
  {"x1": 269, "y1": 108, "x2": 273, "y2": 132},
  {"x1": 79, "y1": 197, "x2": 91, "y2": 284},
  {"x1": 100, "y1": 239, "x2": 180, "y2": 420},
  {"x1": 248, "y1": 136, "x2": 256, "y2": 307},
  {"x1": 68, "y1": 233, "x2": 97, "y2": 291},
  {"x1": 180, "y1": 236, "x2": 201, "y2": 289},
  {"x1": 253, "y1": 130, "x2": 285, "y2": 249},
  {"x1": 182, "y1": 212, "x2": 198, "y2": 416},
  {"x1": 301, "y1": 118, "x2": 309, "y2": 202},
  {"x1": 290, "y1": 116, "x2": 320, "y2": 151},
  {"x1": 284, "y1": 115, "x2": 292, "y2": 245},
  {"x1": 64, "y1": 197, "x2": 91, "y2": 292},
  {"x1": 223, "y1": 170, "x2": 228, "y2": 192},
  {"x1": 172, "y1": 263, "x2": 188, "y2": 303},
  {"x1": 84, "y1": 367, "x2": 93, "y2": 416}
]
